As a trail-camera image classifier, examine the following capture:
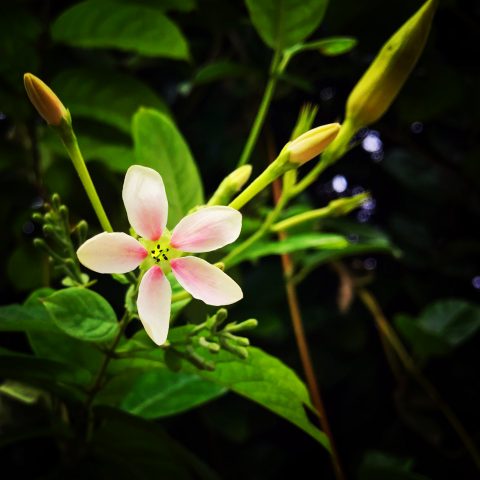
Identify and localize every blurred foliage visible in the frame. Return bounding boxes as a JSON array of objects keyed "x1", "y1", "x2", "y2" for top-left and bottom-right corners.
[{"x1": 0, "y1": 0, "x2": 479, "y2": 479}]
